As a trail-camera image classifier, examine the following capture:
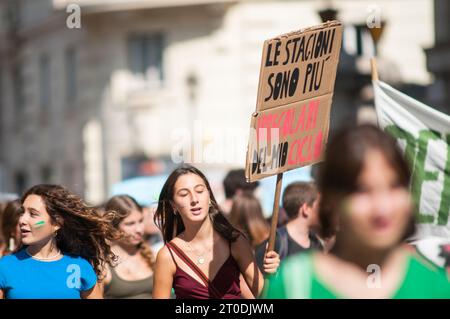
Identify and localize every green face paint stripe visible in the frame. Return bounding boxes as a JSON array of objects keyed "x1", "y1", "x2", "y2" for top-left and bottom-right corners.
[{"x1": 34, "y1": 221, "x2": 45, "y2": 226}]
